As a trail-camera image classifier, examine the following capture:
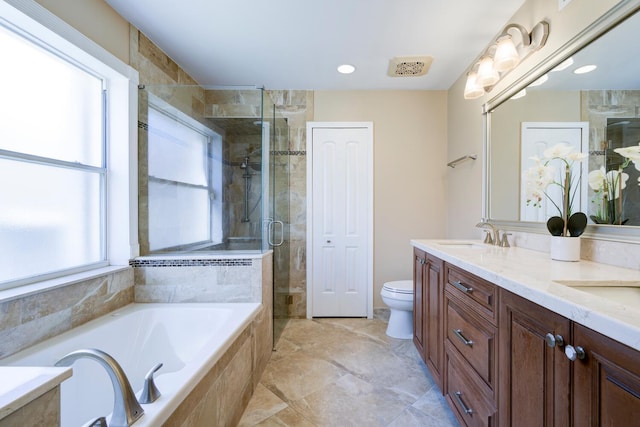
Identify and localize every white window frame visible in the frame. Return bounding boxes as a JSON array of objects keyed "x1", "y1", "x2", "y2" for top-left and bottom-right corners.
[{"x1": 0, "y1": 0, "x2": 138, "y2": 294}]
